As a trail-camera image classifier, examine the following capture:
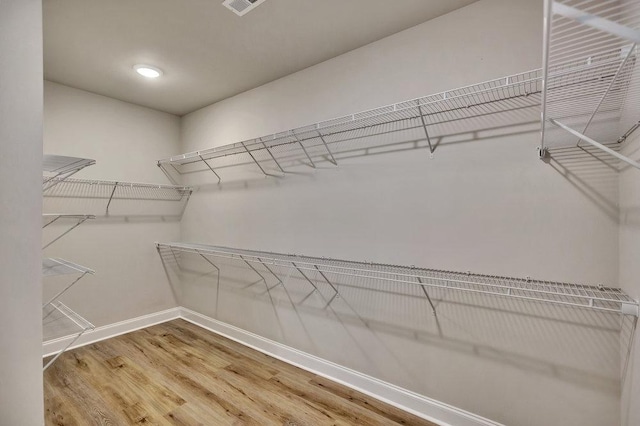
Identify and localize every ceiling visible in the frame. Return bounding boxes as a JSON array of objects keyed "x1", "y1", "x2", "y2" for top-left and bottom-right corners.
[{"x1": 44, "y1": 0, "x2": 478, "y2": 116}]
